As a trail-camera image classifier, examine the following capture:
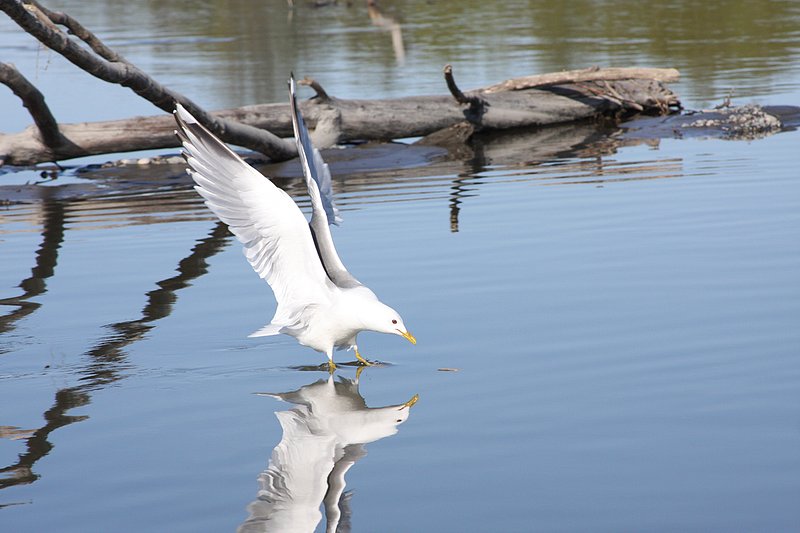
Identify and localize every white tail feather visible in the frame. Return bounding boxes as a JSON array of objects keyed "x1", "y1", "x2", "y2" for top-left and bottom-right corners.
[{"x1": 249, "y1": 323, "x2": 284, "y2": 337}]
